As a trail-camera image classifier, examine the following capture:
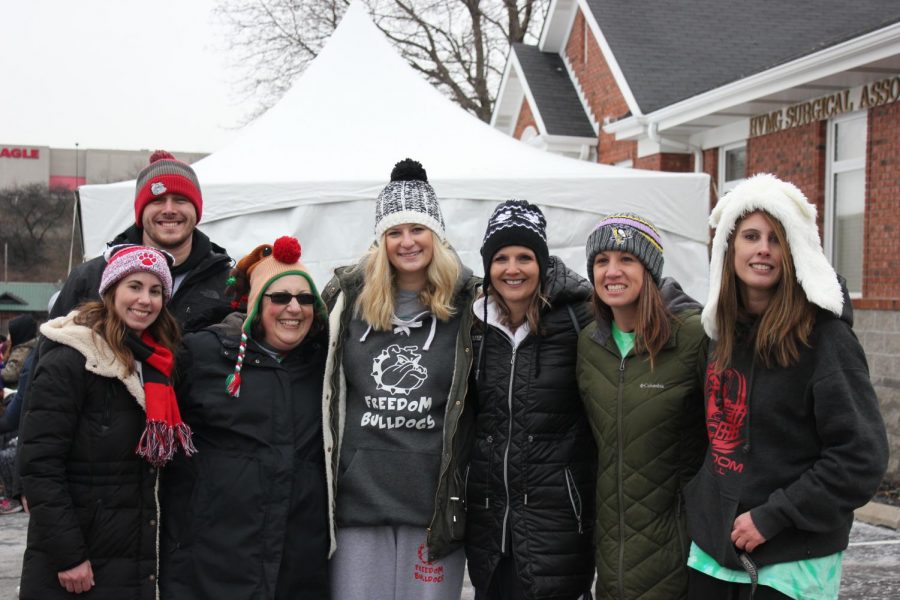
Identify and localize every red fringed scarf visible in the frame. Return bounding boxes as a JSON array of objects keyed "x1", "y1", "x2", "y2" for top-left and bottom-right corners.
[{"x1": 126, "y1": 332, "x2": 196, "y2": 467}]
